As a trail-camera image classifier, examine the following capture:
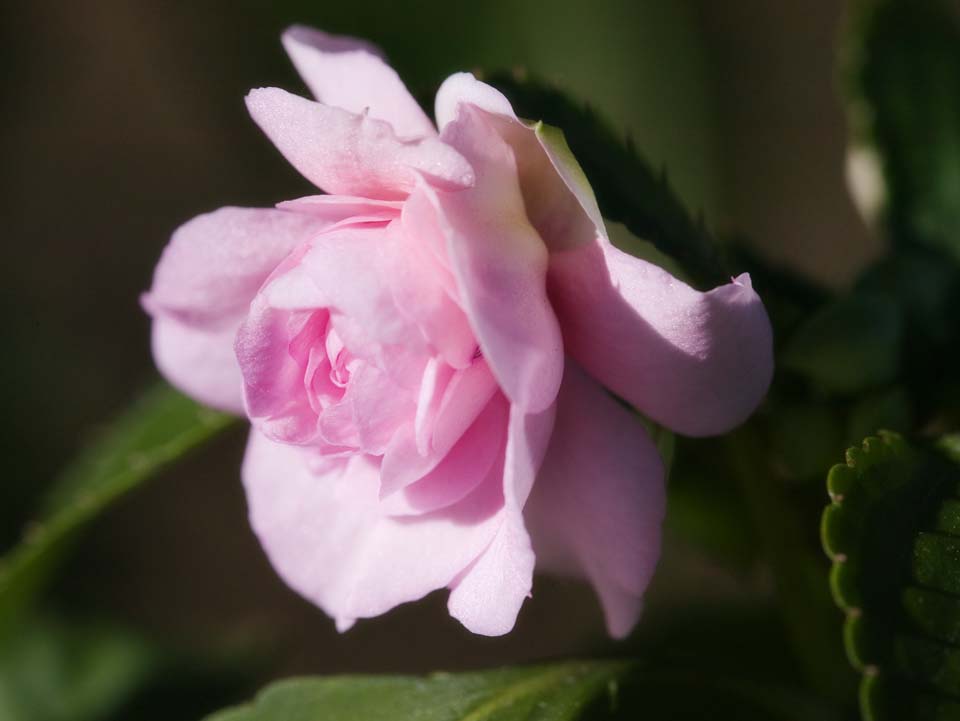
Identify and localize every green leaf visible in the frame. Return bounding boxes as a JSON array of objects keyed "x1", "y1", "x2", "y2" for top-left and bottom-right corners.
[
  {"x1": 0, "y1": 383, "x2": 235, "y2": 626},
  {"x1": 844, "y1": 0, "x2": 960, "y2": 259},
  {"x1": 205, "y1": 661, "x2": 833, "y2": 721},
  {"x1": 206, "y1": 661, "x2": 632, "y2": 721},
  {"x1": 856, "y1": 249, "x2": 960, "y2": 349},
  {"x1": 487, "y1": 73, "x2": 726, "y2": 289},
  {"x1": 781, "y1": 293, "x2": 903, "y2": 395},
  {"x1": 822, "y1": 431, "x2": 960, "y2": 720}
]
